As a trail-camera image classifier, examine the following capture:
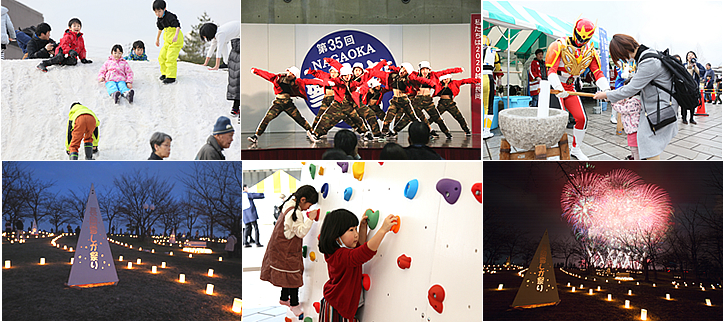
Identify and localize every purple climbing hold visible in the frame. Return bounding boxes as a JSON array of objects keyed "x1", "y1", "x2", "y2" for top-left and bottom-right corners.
[
  {"x1": 436, "y1": 178, "x2": 462, "y2": 205},
  {"x1": 337, "y1": 162, "x2": 349, "y2": 173}
]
